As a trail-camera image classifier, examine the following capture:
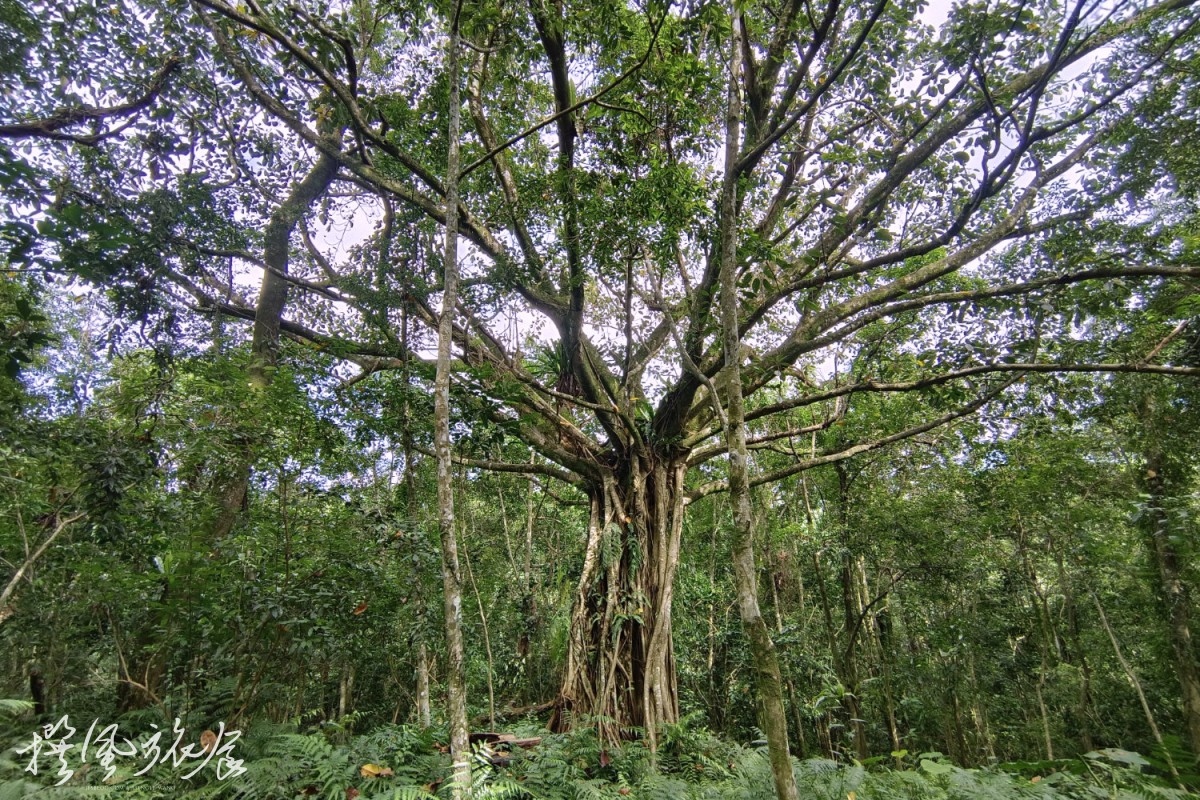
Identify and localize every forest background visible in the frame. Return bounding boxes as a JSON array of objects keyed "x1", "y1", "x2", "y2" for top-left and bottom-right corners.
[{"x1": 1, "y1": 0, "x2": 1200, "y2": 797}]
